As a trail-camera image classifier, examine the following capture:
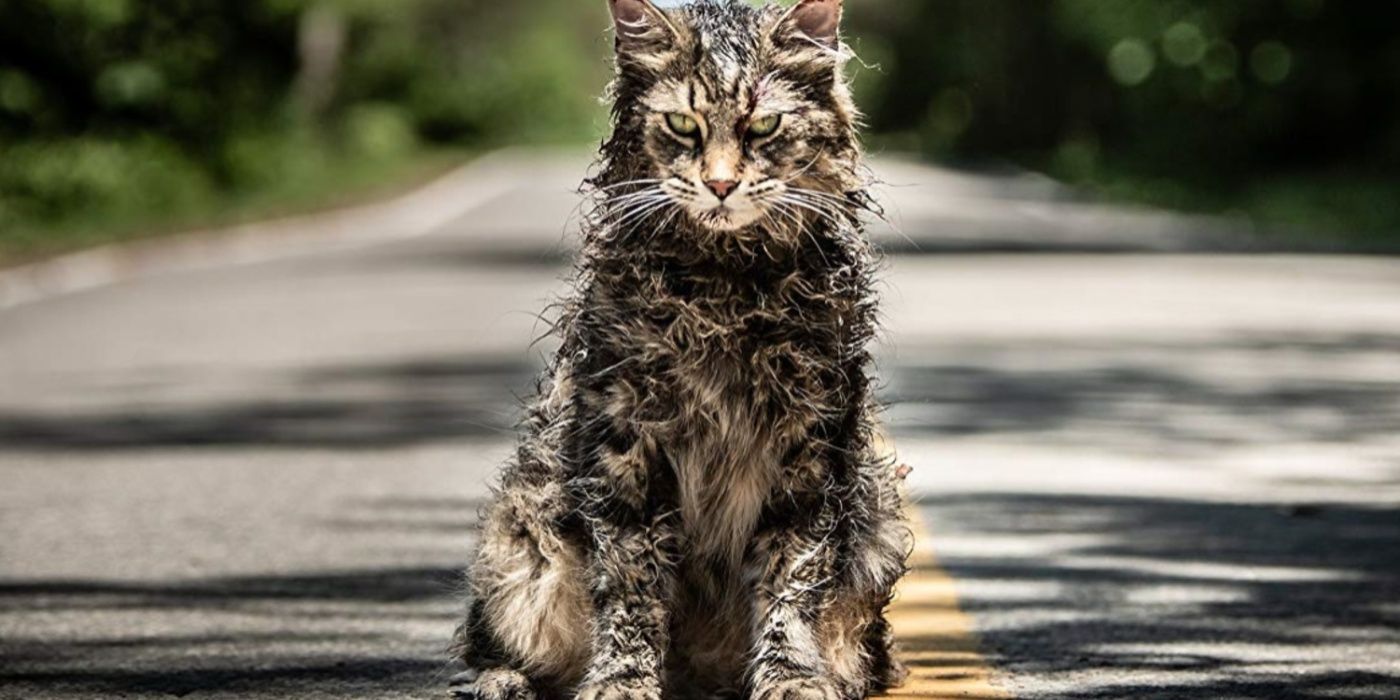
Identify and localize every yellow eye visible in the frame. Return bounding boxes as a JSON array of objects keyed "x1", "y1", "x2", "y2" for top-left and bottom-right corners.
[
  {"x1": 748, "y1": 114, "x2": 781, "y2": 137},
  {"x1": 666, "y1": 113, "x2": 700, "y2": 137}
]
